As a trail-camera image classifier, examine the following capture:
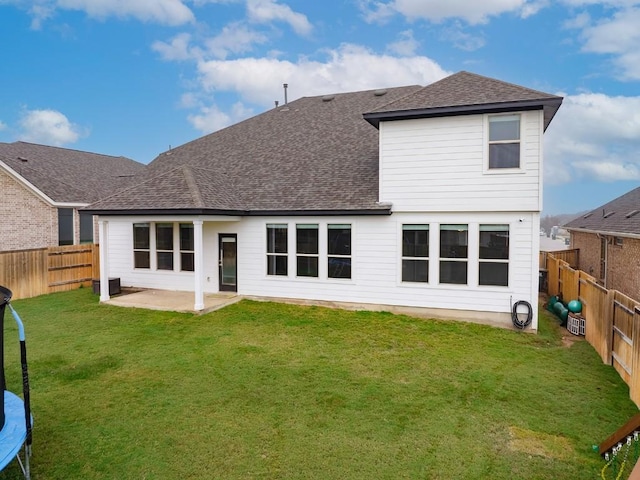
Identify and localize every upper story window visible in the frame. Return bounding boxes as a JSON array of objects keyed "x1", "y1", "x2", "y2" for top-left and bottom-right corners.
[
  {"x1": 488, "y1": 114, "x2": 520, "y2": 169},
  {"x1": 266, "y1": 224, "x2": 288, "y2": 276},
  {"x1": 296, "y1": 224, "x2": 319, "y2": 277}
]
